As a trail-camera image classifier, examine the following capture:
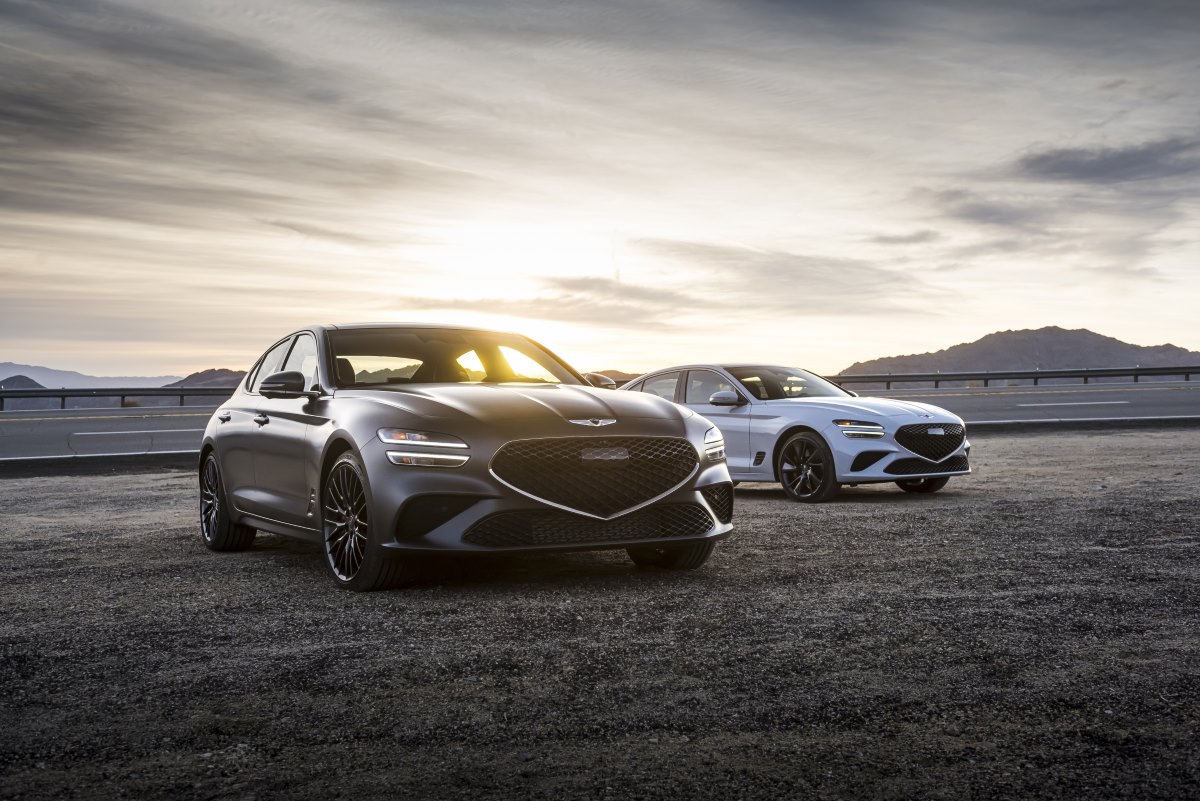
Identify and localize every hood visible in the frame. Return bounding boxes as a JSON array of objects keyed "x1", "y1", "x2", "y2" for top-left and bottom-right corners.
[
  {"x1": 761, "y1": 396, "x2": 961, "y2": 421},
  {"x1": 338, "y1": 382, "x2": 690, "y2": 425}
]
